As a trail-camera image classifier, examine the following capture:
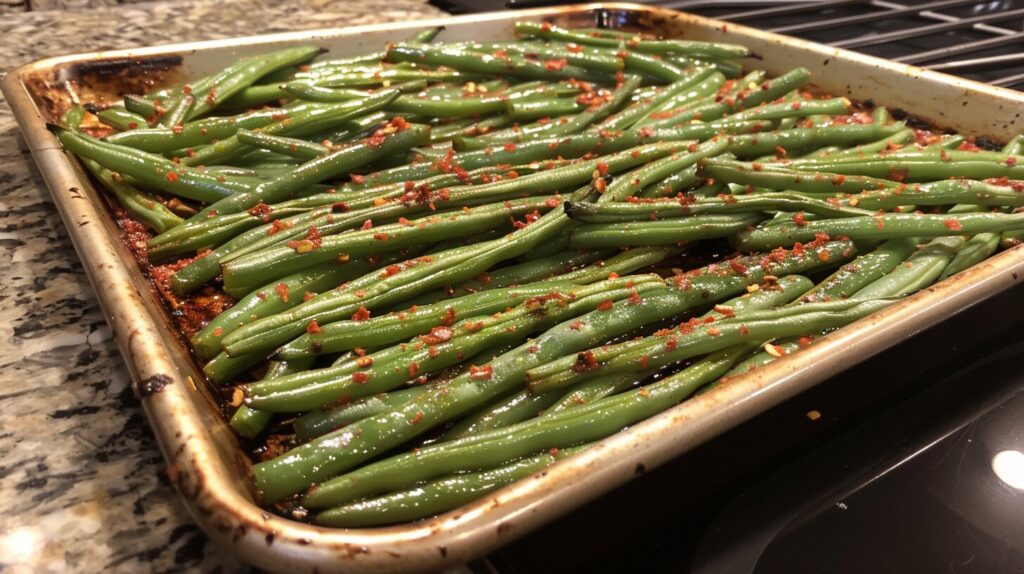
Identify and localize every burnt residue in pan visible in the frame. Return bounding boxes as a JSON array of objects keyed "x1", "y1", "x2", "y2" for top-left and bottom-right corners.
[{"x1": 23, "y1": 54, "x2": 184, "y2": 124}]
